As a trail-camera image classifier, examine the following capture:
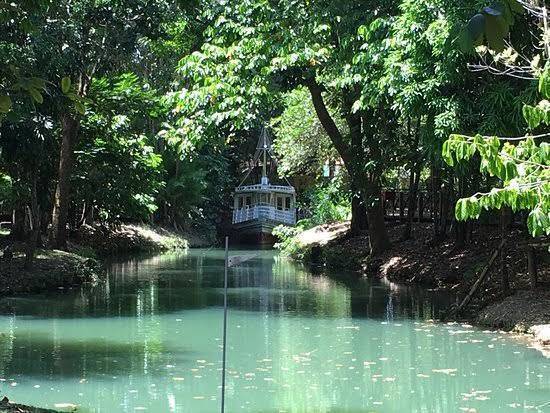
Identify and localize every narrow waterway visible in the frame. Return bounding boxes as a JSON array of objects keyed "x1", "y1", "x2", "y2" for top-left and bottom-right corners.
[{"x1": 0, "y1": 249, "x2": 548, "y2": 412}]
